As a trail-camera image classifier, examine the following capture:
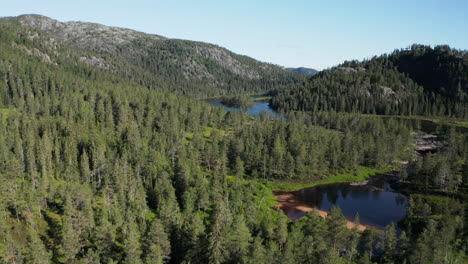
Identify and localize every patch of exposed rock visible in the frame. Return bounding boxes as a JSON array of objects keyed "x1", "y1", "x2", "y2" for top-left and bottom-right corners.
[
  {"x1": 182, "y1": 58, "x2": 217, "y2": 82},
  {"x1": 380, "y1": 86, "x2": 396, "y2": 97},
  {"x1": 337, "y1": 66, "x2": 367, "y2": 74},
  {"x1": 14, "y1": 43, "x2": 52, "y2": 64},
  {"x1": 350, "y1": 180, "x2": 369, "y2": 186},
  {"x1": 360, "y1": 88, "x2": 372, "y2": 97},
  {"x1": 79, "y1": 56, "x2": 108, "y2": 69},
  {"x1": 195, "y1": 46, "x2": 260, "y2": 79}
]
